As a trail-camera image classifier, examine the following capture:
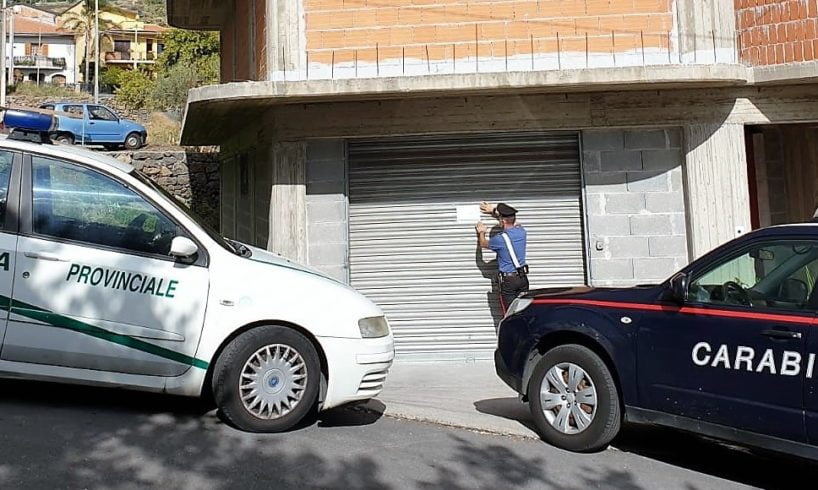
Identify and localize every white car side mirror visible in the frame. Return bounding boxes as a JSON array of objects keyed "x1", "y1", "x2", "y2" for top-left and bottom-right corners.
[{"x1": 170, "y1": 236, "x2": 198, "y2": 260}]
